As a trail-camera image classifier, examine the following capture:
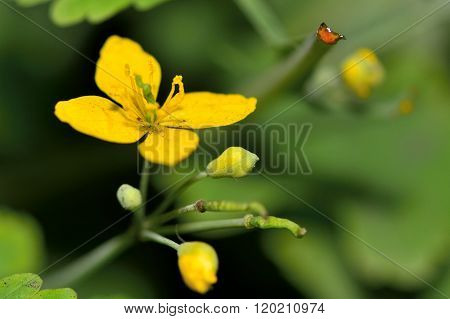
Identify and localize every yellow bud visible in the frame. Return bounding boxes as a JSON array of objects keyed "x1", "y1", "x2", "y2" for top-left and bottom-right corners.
[
  {"x1": 206, "y1": 147, "x2": 259, "y2": 178},
  {"x1": 177, "y1": 242, "x2": 218, "y2": 294},
  {"x1": 341, "y1": 48, "x2": 384, "y2": 99},
  {"x1": 116, "y1": 184, "x2": 142, "y2": 211}
]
